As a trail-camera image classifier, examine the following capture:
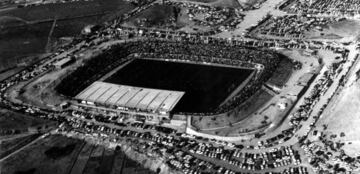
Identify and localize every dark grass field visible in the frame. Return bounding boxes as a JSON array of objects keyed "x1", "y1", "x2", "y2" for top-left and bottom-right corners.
[
  {"x1": 1, "y1": 135, "x2": 153, "y2": 174},
  {"x1": 0, "y1": 0, "x2": 135, "y2": 71},
  {"x1": 0, "y1": 0, "x2": 135, "y2": 21},
  {"x1": 266, "y1": 57, "x2": 293, "y2": 88},
  {"x1": 125, "y1": 4, "x2": 179, "y2": 28},
  {"x1": 121, "y1": 155, "x2": 155, "y2": 174},
  {"x1": 0, "y1": 109, "x2": 50, "y2": 134},
  {"x1": 0, "y1": 16, "x2": 106, "y2": 71},
  {"x1": 1, "y1": 135, "x2": 85, "y2": 174},
  {"x1": 0, "y1": 134, "x2": 41, "y2": 158},
  {"x1": 0, "y1": 22, "x2": 51, "y2": 70},
  {"x1": 104, "y1": 59, "x2": 254, "y2": 113}
]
